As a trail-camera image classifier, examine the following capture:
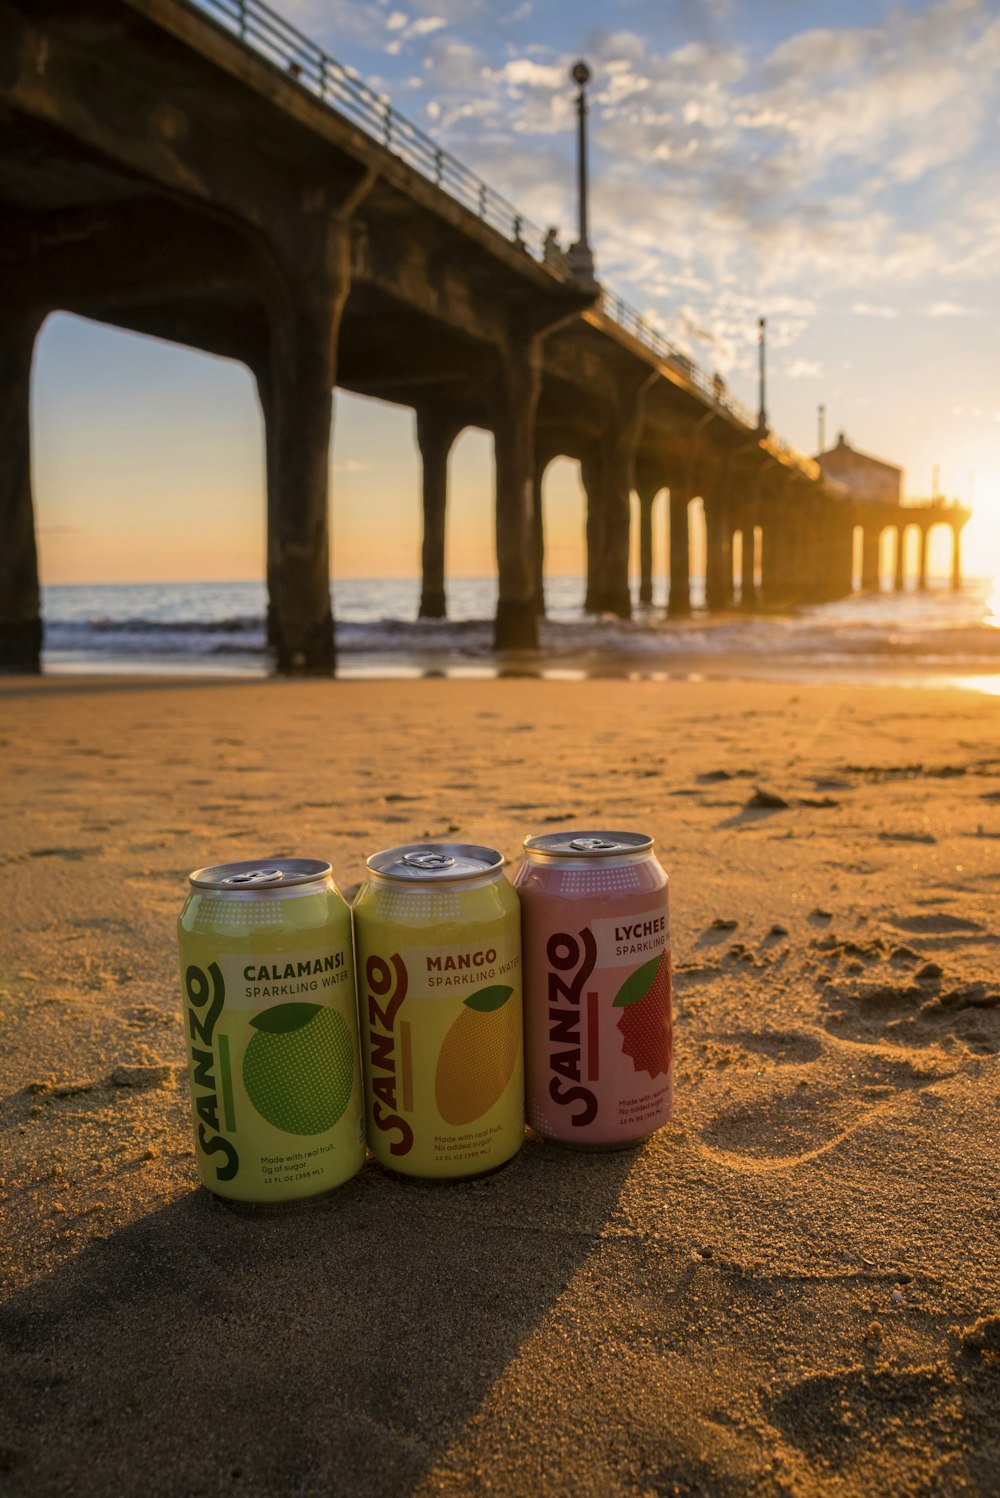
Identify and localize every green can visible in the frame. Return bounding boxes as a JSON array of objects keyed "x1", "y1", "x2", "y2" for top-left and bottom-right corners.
[{"x1": 177, "y1": 858, "x2": 365, "y2": 1203}]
